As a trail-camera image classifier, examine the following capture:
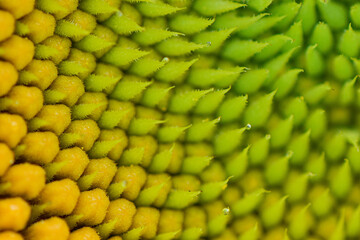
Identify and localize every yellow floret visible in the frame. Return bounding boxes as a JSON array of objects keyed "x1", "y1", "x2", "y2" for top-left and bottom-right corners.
[
  {"x1": 20, "y1": 131, "x2": 59, "y2": 164},
  {"x1": 68, "y1": 227, "x2": 101, "y2": 240},
  {"x1": 206, "y1": 200, "x2": 228, "y2": 220},
  {"x1": 0, "y1": 61, "x2": 17, "y2": 97},
  {"x1": 222, "y1": 186, "x2": 242, "y2": 206},
  {"x1": 186, "y1": 143, "x2": 214, "y2": 157},
  {"x1": 232, "y1": 215, "x2": 260, "y2": 236},
  {"x1": 205, "y1": 200, "x2": 231, "y2": 237},
  {"x1": 107, "y1": 100, "x2": 135, "y2": 130},
  {"x1": 36, "y1": 35, "x2": 71, "y2": 64},
  {"x1": 0, "y1": 10, "x2": 15, "y2": 41},
  {"x1": 91, "y1": 63, "x2": 123, "y2": 94},
  {"x1": 0, "y1": 198, "x2": 31, "y2": 231},
  {"x1": 0, "y1": 0, "x2": 34, "y2": 19},
  {"x1": 143, "y1": 173, "x2": 172, "y2": 207},
  {"x1": 24, "y1": 217, "x2": 70, "y2": 240},
  {"x1": 0, "y1": 231, "x2": 24, "y2": 240},
  {"x1": 112, "y1": 165, "x2": 147, "y2": 201},
  {"x1": 158, "y1": 209, "x2": 184, "y2": 237},
  {"x1": 4, "y1": 85, "x2": 44, "y2": 120},
  {"x1": 238, "y1": 169, "x2": 265, "y2": 193},
  {"x1": 92, "y1": 25, "x2": 118, "y2": 58},
  {"x1": 1, "y1": 163, "x2": 46, "y2": 200},
  {"x1": 60, "y1": 10, "x2": 97, "y2": 41},
  {"x1": 315, "y1": 215, "x2": 336, "y2": 239},
  {"x1": 213, "y1": 229, "x2": 237, "y2": 240},
  {"x1": 131, "y1": 207, "x2": 160, "y2": 239},
  {"x1": 19, "y1": 9, "x2": 56, "y2": 43},
  {"x1": 172, "y1": 174, "x2": 201, "y2": 191},
  {"x1": 20, "y1": 59, "x2": 58, "y2": 91},
  {"x1": 184, "y1": 206, "x2": 207, "y2": 236},
  {"x1": 64, "y1": 48, "x2": 96, "y2": 79},
  {"x1": 135, "y1": 106, "x2": 163, "y2": 134},
  {"x1": 104, "y1": 198, "x2": 137, "y2": 234},
  {"x1": 45, "y1": 75, "x2": 85, "y2": 107},
  {"x1": 108, "y1": 237, "x2": 122, "y2": 240},
  {"x1": 95, "y1": 0, "x2": 121, "y2": 22},
  {"x1": 120, "y1": 3, "x2": 142, "y2": 26},
  {"x1": 128, "y1": 136, "x2": 158, "y2": 168},
  {"x1": 201, "y1": 162, "x2": 226, "y2": 183},
  {"x1": 37, "y1": 179, "x2": 80, "y2": 216},
  {"x1": 29, "y1": 104, "x2": 71, "y2": 135},
  {"x1": 61, "y1": 119, "x2": 100, "y2": 151},
  {"x1": 37, "y1": 0, "x2": 78, "y2": 20},
  {"x1": 76, "y1": 92, "x2": 108, "y2": 120},
  {"x1": 263, "y1": 227, "x2": 287, "y2": 240},
  {"x1": 0, "y1": 113, "x2": 27, "y2": 148},
  {"x1": 50, "y1": 147, "x2": 89, "y2": 180},
  {"x1": 0, "y1": 143, "x2": 14, "y2": 176},
  {"x1": 80, "y1": 157, "x2": 117, "y2": 190},
  {"x1": 159, "y1": 142, "x2": 184, "y2": 174},
  {"x1": 97, "y1": 129, "x2": 128, "y2": 161},
  {"x1": 71, "y1": 188, "x2": 110, "y2": 226},
  {"x1": 0, "y1": 35, "x2": 34, "y2": 70}
]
